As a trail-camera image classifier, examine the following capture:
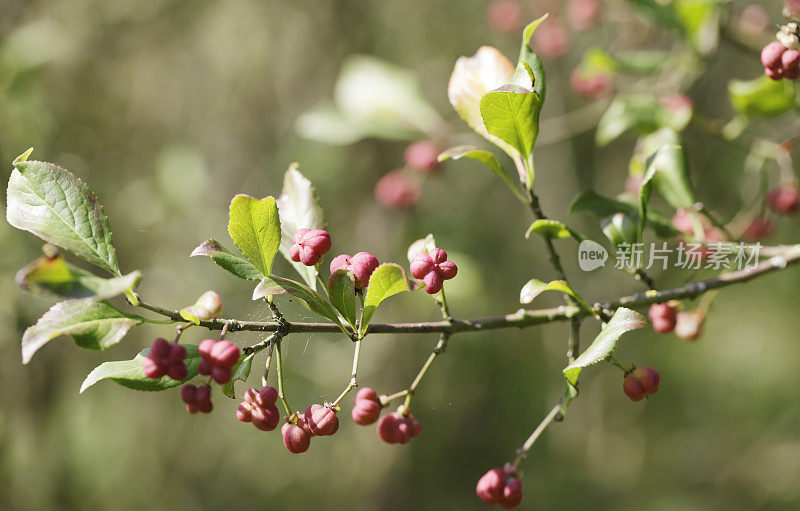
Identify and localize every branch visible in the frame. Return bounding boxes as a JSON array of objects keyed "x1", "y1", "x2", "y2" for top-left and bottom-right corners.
[{"x1": 136, "y1": 245, "x2": 800, "y2": 336}]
